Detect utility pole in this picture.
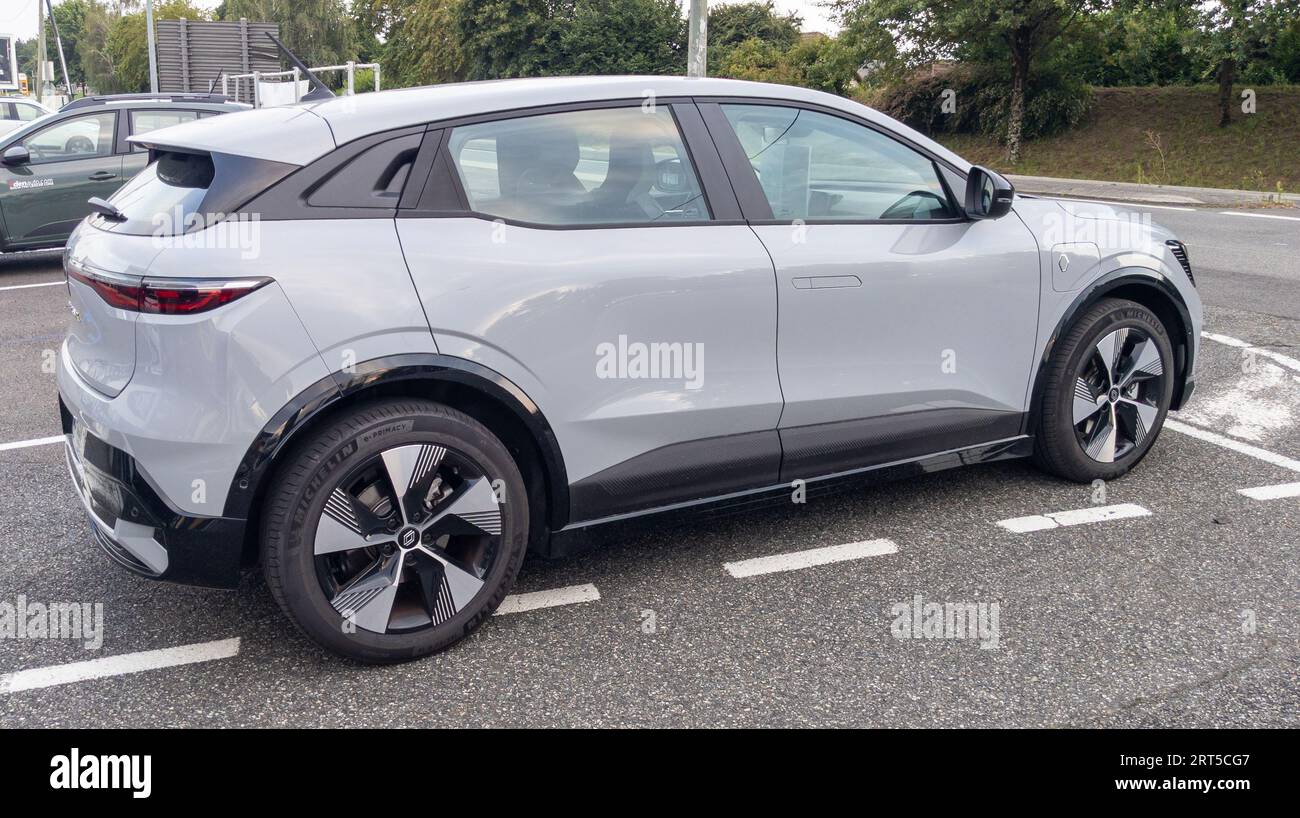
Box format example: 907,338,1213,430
687,0,707,78
35,0,49,103
146,0,159,93
45,0,71,96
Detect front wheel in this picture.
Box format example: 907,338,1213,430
261,399,529,663
1034,298,1175,482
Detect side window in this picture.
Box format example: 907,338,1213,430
720,104,956,221
16,103,44,121
308,133,422,209
1,103,14,121
21,112,116,164
129,109,200,151
446,106,710,226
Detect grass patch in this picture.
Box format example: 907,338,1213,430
934,86,1300,193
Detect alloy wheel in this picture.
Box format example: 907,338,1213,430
313,443,503,634
1072,326,1165,463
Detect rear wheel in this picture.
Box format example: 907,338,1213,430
1034,298,1174,482
262,399,528,663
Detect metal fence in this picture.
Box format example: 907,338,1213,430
155,19,281,94
223,62,381,107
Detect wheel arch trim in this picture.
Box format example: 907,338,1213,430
221,353,571,530
1024,266,1196,435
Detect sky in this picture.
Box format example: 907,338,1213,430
2,0,840,43
765,1,840,34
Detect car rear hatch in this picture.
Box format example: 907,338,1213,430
65,137,306,397
63,229,159,397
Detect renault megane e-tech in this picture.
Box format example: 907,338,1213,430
57,76,1200,661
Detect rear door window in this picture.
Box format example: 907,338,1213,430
129,109,201,151
446,106,710,226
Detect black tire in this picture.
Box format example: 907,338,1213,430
1034,298,1175,482
261,398,529,663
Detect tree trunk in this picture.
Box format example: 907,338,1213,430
1217,57,1236,127
1006,46,1029,164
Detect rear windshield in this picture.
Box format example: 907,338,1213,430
105,151,213,236
100,149,296,237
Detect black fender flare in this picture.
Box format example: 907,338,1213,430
1025,267,1196,435
221,353,571,530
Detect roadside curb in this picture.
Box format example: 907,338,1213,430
1007,174,1299,209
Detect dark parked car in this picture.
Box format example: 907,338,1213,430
0,93,248,252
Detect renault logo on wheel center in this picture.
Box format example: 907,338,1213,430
398,527,419,549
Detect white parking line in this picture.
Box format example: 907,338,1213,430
0,435,63,452
494,583,600,615
0,637,241,695
1165,419,1300,472
724,539,898,578
0,280,63,292
1218,210,1300,222
1237,482,1300,501
1201,331,1300,374
996,503,1151,533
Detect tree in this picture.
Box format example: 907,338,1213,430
709,2,801,56
80,5,148,94
361,0,466,86
549,0,686,75
40,0,96,89
1196,1,1300,126
707,2,802,73
718,33,865,94
15,38,37,89
833,0,1104,161
219,0,357,68
75,0,212,94
452,0,555,80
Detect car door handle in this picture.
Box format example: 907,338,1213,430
791,275,862,290
88,171,117,181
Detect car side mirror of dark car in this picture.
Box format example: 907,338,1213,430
2,145,31,166
965,165,1014,220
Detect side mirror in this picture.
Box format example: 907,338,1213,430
965,165,1014,220
2,145,31,166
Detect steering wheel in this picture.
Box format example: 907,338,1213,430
880,189,948,220
64,135,95,155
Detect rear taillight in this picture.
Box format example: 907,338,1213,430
68,265,144,310
138,278,271,314
67,260,270,314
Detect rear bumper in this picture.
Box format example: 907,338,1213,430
59,396,247,589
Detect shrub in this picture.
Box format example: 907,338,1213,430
871,64,1093,141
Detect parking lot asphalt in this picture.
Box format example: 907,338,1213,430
0,204,1297,728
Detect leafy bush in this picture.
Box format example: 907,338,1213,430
871,64,1092,141
717,34,864,96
